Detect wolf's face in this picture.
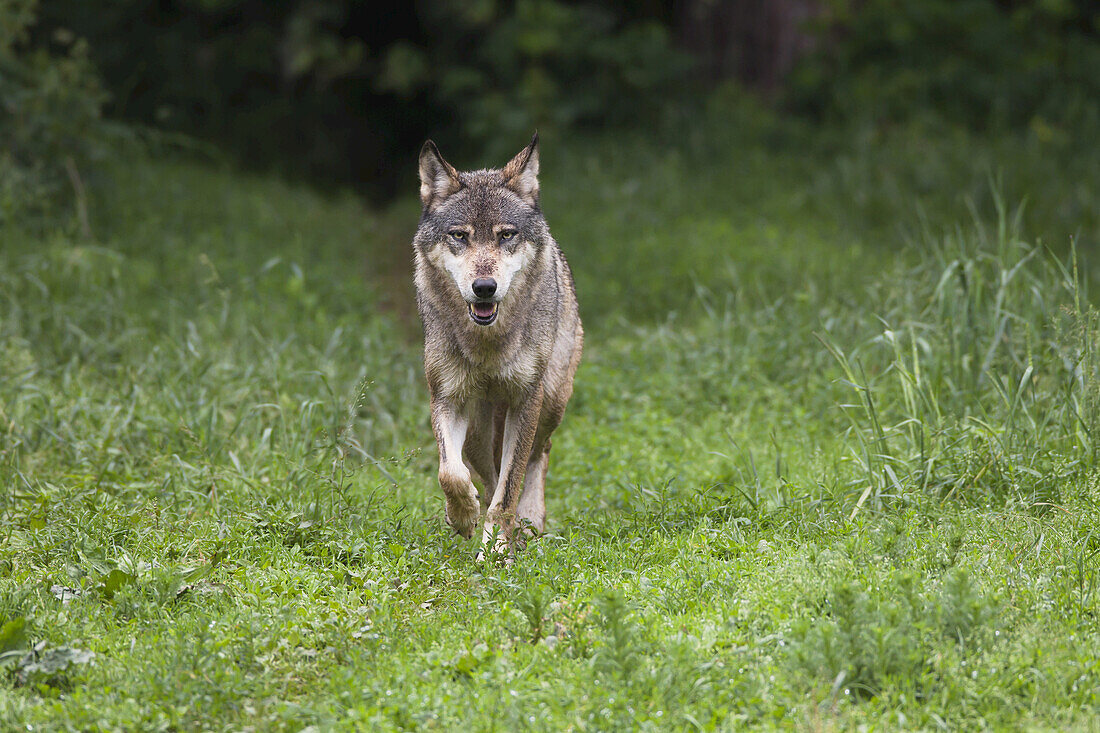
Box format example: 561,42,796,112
415,136,546,327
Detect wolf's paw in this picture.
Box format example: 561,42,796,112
480,517,515,563
445,493,480,539
474,545,514,566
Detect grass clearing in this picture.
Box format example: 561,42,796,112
1,113,1099,729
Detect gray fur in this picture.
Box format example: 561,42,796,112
413,135,583,554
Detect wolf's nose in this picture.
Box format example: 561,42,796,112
472,278,497,299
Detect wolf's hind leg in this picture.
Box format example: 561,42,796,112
516,440,550,537
463,400,498,509
483,387,543,552
431,398,479,539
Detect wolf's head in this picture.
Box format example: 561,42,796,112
413,135,548,327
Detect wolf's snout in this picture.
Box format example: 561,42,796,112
472,278,497,299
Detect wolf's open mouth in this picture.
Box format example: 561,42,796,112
468,301,498,326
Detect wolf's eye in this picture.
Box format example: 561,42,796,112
500,230,517,240
448,230,467,241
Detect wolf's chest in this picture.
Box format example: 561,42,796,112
431,344,541,405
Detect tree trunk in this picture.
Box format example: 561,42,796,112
676,0,820,92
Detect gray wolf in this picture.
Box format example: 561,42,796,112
412,134,583,554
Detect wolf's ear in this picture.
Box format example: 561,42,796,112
419,140,461,210
502,133,539,206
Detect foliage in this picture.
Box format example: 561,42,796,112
378,1,690,161
817,214,1098,514
35,0,688,196
0,0,108,225
28,0,1100,199
789,0,1100,129
788,567,999,699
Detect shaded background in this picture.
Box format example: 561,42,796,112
7,0,1100,203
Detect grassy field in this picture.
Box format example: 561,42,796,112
1,105,1099,730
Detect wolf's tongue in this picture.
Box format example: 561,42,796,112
473,303,496,318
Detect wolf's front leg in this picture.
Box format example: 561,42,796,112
483,386,543,553
431,397,480,539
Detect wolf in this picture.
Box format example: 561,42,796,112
412,134,583,554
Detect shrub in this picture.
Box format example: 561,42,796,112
788,567,999,698
789,0,1100,130
33,0,690,197
0,0,108,226
379,1,692,160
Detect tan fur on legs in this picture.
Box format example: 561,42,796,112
431,398,479,538
516,442,550,537
483,386,543,553
463,399,499,508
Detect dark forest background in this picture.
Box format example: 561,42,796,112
4,0,1100,205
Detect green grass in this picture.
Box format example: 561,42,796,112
1,109,1099,730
